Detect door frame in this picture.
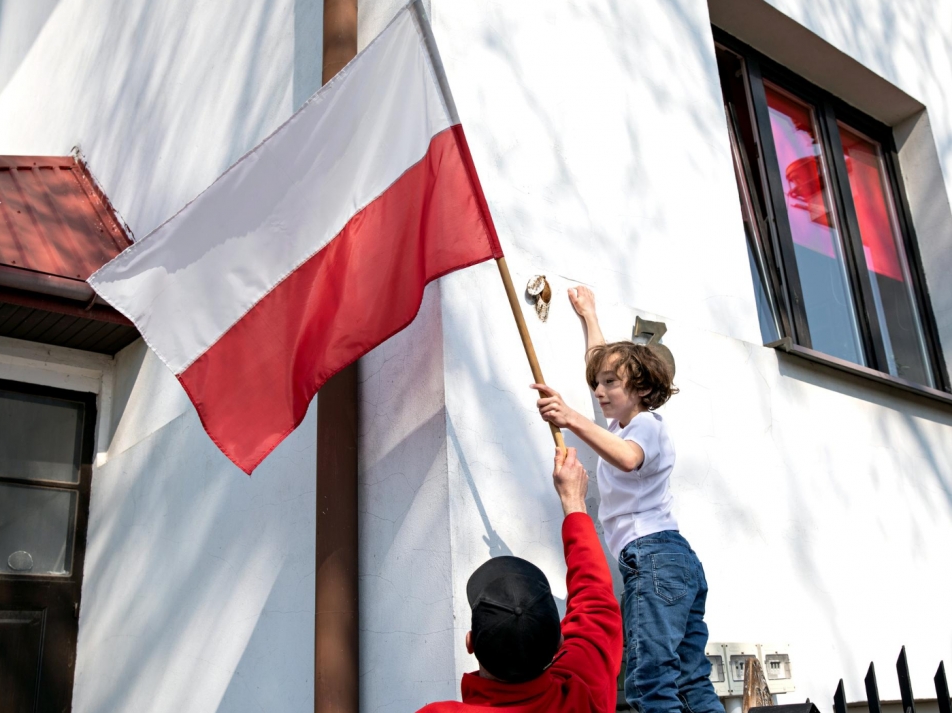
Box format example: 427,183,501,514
0,335,114,711
1,379,97,712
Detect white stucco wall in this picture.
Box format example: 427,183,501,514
357,0,952,710
0,1,325,711
358,283,459,712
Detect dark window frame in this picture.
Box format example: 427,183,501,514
0,381,93,581
714,28,950,395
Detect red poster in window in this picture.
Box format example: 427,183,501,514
838,126,903,281
764,85,838,260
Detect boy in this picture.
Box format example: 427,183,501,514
532,286,723,713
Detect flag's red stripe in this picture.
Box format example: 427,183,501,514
451,125,504,260
177,126,500,474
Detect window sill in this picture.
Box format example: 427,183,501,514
765,337,952,408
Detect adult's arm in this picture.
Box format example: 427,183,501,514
552,514,623,709
549,450,623,710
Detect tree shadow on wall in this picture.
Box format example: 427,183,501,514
447,416,513,559
4,0,324,247
76,400,316,713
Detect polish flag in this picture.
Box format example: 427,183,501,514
89,3,502,474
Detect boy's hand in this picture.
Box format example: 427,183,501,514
532,383,579,430
553,447,588,516
568,286,596,318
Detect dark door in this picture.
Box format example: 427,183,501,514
0,379,95,713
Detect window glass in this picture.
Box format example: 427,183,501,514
0,390,83,483
0,483,77,575
764,82,865,365
838,124,934,386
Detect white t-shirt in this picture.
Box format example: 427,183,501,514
596,411,679,561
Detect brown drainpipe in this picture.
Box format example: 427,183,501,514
316,2,359,713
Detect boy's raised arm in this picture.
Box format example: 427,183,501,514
569,286,605,352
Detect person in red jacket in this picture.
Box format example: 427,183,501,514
416,447,623,712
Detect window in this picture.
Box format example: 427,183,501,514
715,32,948,392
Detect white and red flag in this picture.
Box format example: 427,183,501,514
89,4,503,474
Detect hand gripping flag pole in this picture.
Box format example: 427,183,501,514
409,0,567,453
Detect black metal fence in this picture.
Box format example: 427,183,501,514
833,647,951,713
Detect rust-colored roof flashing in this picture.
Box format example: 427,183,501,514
0,155,138,353
0,155,132,286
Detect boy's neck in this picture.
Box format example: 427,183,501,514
617,401,648,428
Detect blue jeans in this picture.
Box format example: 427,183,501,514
619,531,724,713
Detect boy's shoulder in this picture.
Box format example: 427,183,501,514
617,411,663,433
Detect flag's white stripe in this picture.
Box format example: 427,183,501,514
89,7,450,374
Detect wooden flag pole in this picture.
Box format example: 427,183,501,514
409,1,565,453
495,256,566,452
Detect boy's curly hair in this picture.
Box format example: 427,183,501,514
585,341,678,411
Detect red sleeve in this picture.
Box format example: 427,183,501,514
550,512,623,710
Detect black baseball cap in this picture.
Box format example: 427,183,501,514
466,556,562,683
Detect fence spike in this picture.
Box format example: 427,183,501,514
834,679,848,713
897,646,916,713
935,661,950,713
865,662,882,713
